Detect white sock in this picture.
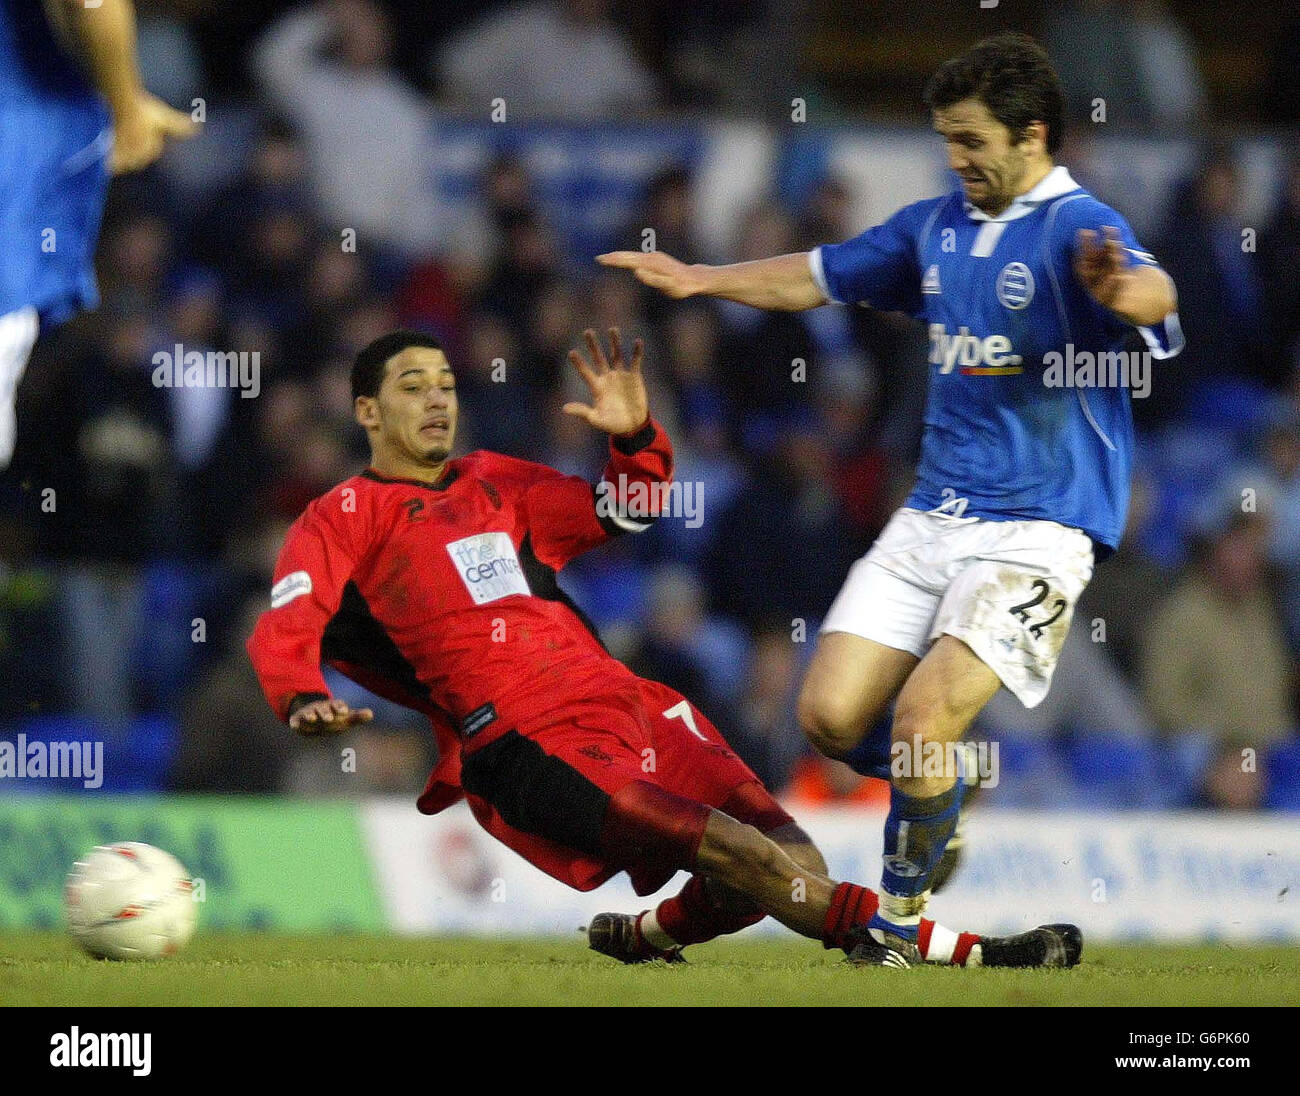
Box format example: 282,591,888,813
919,920,983,967
639,909,678,951
922,921,959,961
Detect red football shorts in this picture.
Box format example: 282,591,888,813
457,676,793,893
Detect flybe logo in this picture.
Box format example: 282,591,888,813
928,324,1024,376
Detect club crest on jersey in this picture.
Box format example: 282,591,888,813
404,498,426,522
922,264,942,294
447,532,530,605
996,262,1035,310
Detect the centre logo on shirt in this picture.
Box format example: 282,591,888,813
996,262,1035,310
446,532,530,604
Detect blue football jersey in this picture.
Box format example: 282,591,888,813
810,167,1182,556
0,0,111,325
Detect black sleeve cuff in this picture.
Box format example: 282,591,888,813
612,418,656,456
287,692,331,719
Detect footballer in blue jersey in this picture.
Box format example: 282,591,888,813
0,0,194,466
812,165,1182,556
601,33,1179,968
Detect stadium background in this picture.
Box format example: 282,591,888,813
1,0,1298,943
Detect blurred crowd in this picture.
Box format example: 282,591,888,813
1,0,1299,810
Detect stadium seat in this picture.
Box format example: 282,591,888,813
1181,377,1283,450
12,713,178,794
560,558,650,629
8,715,106,795
137,562,204,710
1264,740,1300,811
1059,731,1164,809
117,715,180,793
1157,731,1217,808
13,713,101,741
979,731,1073,809
1138,424,1240,567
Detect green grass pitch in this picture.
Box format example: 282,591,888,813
1,932,1297,1006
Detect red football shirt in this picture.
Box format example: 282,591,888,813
246,420,674,801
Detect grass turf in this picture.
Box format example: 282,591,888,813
2,932,1298,1006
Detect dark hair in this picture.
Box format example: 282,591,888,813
351,330,444,400
924,33,1065,155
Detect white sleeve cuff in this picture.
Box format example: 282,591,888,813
1138,311,1185,360
808,247,839,304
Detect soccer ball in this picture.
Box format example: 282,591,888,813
65,842,198,960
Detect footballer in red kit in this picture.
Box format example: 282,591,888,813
247,326,1080,970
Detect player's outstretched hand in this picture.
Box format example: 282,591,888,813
110,91,199,175
564,327,649,436
1074,226,1133,312
596,250,708,299
288,698,374,736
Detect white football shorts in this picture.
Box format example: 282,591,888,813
821,504,1096,707
0,305,40,468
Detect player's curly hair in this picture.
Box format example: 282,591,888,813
924,32,1065,155
351,330,445,400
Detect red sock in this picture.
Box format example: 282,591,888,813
917,918,935,957
821,882,880,951
917,918,983,966
950,931,981,966
654,876,765,947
